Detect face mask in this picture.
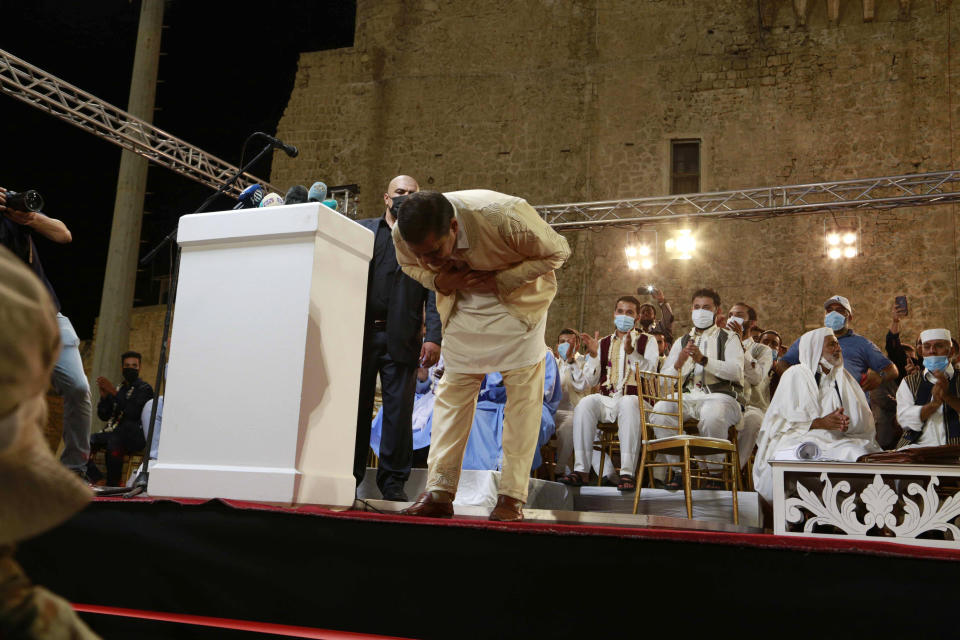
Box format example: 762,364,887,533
770,347,779,361
122,367,139,384
614,314,635,333
727,316,745,327
389,194,409,218
824,311,846,331
557,342,570,360
818,357,834,372
924,355,950,372
691,309,715,329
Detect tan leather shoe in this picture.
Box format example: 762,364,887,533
488,494,524,522
400,491,454,518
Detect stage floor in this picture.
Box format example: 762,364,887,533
358,467,761,531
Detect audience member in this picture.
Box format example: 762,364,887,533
727,302,771,467
895,329,960,448
562,296,659,490
886,302,918,384
637,286,674,342
753,327,880,502
776,295,897,393
552,329,591,477
88,351,153,486
758,329,783,399
648,288,745,472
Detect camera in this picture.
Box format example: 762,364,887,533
4,190,44,213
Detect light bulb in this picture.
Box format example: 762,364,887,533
828,247,842,260
627,260,640,270
625,245,637,257
842,232,856,245
843,246,857,258
638,244,650,256
826,233,840,246
665,239,674,250
640,258,653,270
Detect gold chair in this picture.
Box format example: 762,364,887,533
594,422,620,486
632,371,740,523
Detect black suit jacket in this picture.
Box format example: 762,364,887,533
357,217,442,365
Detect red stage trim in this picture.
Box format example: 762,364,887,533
93,495,960,562
72,603,413,639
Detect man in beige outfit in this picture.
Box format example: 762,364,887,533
393,189,570,521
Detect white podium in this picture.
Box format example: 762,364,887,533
148,203,373,507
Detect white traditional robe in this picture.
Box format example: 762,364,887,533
753,327,880,501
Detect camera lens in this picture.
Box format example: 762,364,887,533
6,190,44,212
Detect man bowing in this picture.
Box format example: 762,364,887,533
393,189,570,521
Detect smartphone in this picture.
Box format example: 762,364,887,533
895,295,908,316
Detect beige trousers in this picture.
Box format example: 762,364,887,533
426,358,545,502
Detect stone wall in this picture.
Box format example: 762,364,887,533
271,0,960,350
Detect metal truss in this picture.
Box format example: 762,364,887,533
0,47,278,197
535,171,960,230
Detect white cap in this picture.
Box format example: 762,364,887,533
920,328,952,344
824,295,852,315
259,192,284,207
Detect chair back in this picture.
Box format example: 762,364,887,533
638,371,684,438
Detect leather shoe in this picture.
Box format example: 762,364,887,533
400,491,454,518
488,494,523,522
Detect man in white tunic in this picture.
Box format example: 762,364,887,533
392,190,570,521
726,302,773,467
753,327,880,502
563,295,659,490
553,328,591,477
895,329,960,449
648,289,744,463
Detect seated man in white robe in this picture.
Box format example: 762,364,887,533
562,295,659,491
648,288,744,478
726,302,773,468
895,328,960,448
552,329,590,477
753,327,880,502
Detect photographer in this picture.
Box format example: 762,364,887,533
0,186,92,480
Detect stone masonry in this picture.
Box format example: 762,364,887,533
270,0,960,350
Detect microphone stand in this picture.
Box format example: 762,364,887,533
119,140,276,498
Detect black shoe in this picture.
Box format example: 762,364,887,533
381,488,409,502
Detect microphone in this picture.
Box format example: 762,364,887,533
259,192,285,207
233,184,264,209
254,132,298,158
284,185,309,205
308,181,327,202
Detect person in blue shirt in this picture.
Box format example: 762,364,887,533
461,349,561,475
775,295,897,393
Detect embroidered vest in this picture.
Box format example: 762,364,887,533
897,370,960,447
679,328,744,401
598,331,649,397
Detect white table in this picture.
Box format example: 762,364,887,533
772,461,960,548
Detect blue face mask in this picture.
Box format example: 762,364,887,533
924,355,950,372
614,314,635,333
770,348,779,361
557,342,570,360
824,311,846,332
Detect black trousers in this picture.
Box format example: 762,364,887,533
88,425,146,486
353,329,418,493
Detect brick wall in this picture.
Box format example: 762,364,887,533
270,0,959,351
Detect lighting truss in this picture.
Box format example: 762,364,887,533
0,47,278,198
535,170,960,230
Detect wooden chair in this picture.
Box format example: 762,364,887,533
632,371,740,523
594,422,620,486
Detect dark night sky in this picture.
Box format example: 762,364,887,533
0,0,356,338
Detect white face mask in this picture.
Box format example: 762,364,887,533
691,308,715,329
